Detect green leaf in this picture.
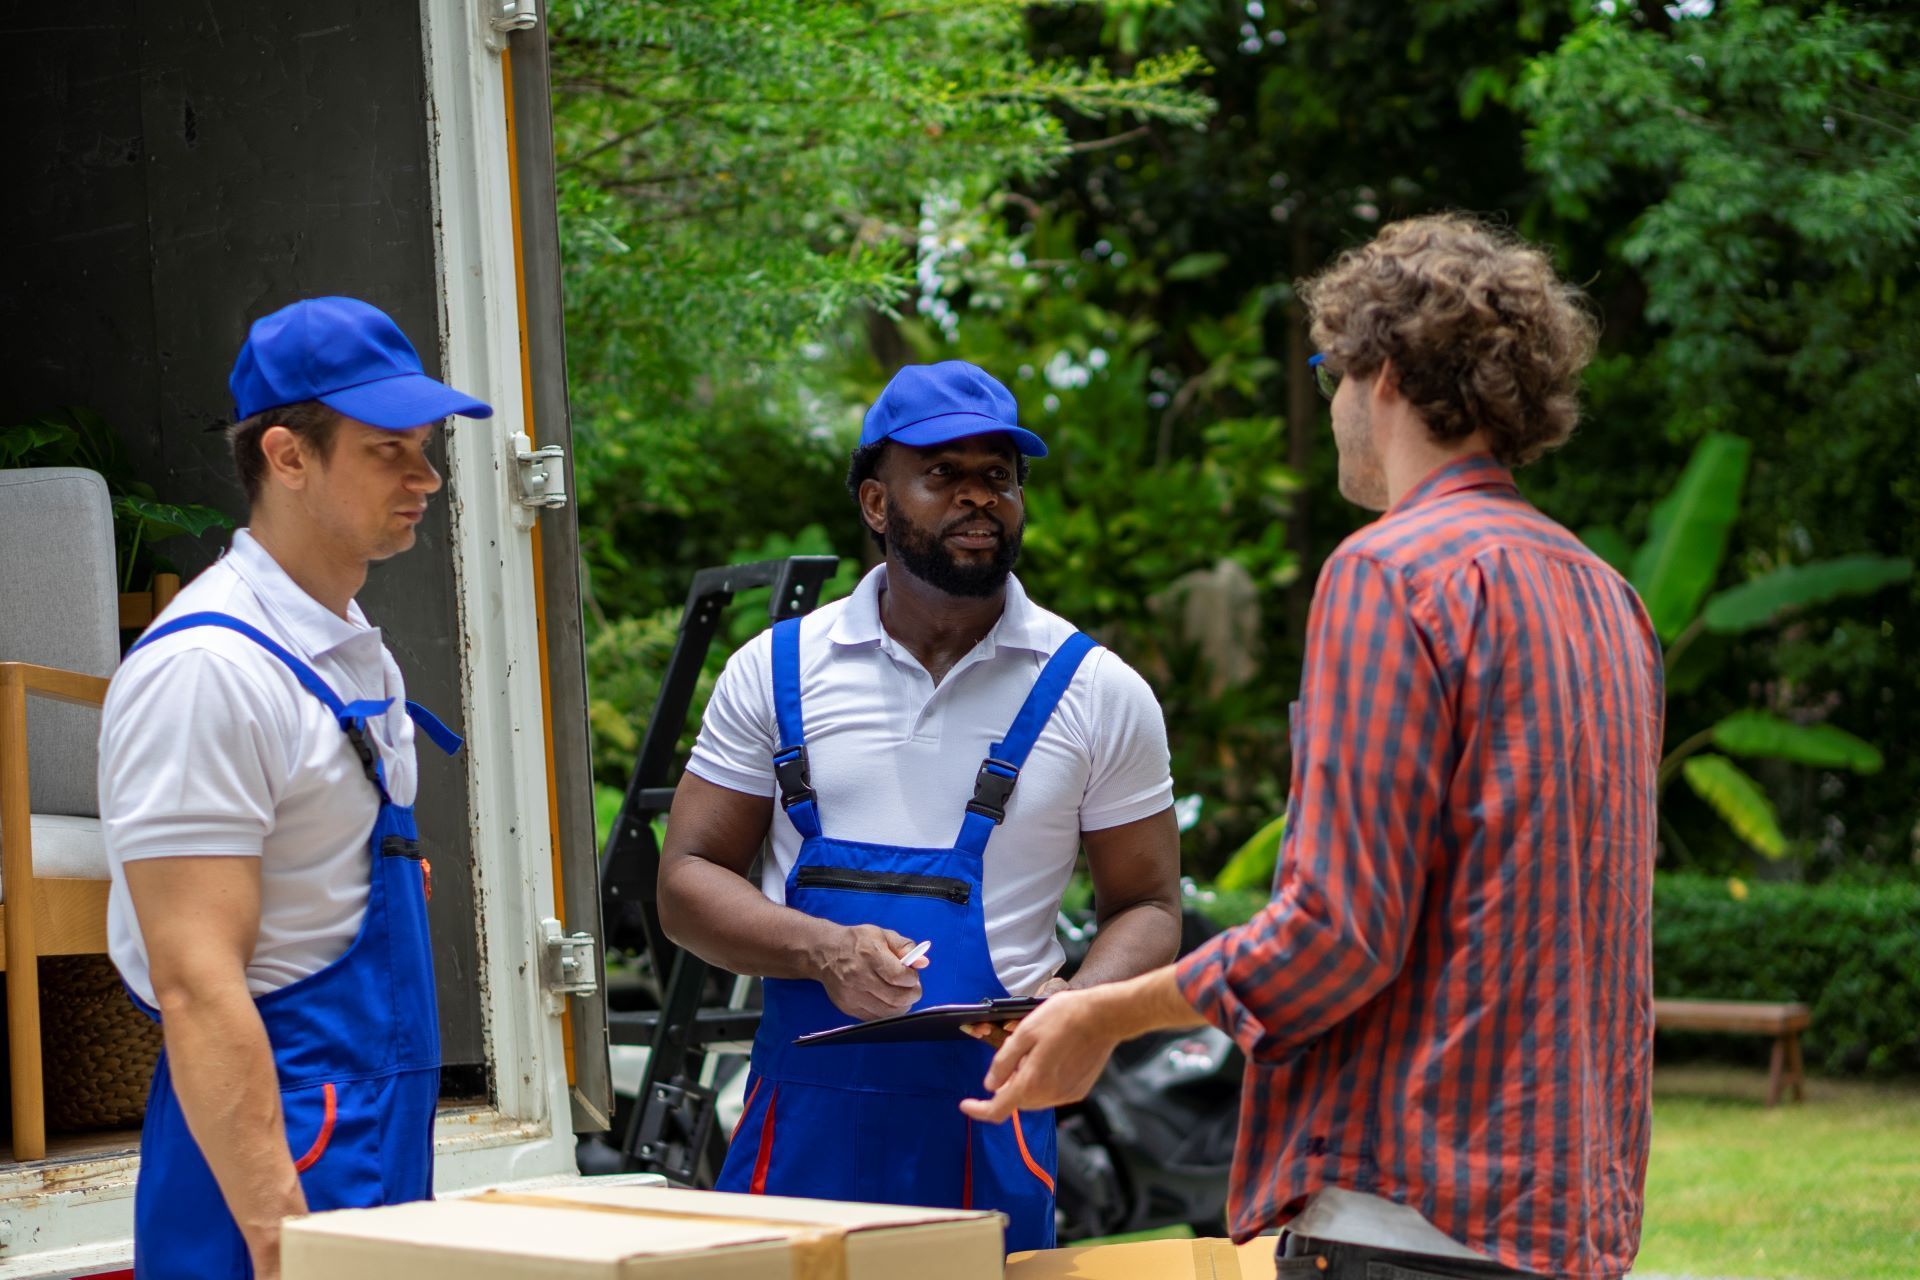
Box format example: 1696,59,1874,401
113,495,235,542
1214,812,1286,892
1164,251,1229,281
1630,432,1750,642
1710,711,1884,775
0,420,76,467
1702,555,1914,634
1579,524,1634,576
1681,754,1787,860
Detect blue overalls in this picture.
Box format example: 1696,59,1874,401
716,617,1097,1254
123,612,462,1280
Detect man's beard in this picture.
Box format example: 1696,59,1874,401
885,498,1024,598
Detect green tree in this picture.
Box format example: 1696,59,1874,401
550,0,1211,623
1519,0,1920,871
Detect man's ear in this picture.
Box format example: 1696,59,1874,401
858,477,889,542
258,424,312,492
1371,357,1404,409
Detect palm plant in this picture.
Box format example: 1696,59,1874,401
1583,433,1911,862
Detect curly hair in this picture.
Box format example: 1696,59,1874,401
1299,213,1598,467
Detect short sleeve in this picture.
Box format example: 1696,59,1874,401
683,634,779,798
100,648,292,862
1079,650,1174,832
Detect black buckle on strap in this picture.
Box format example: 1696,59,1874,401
967,758,1020,823
342,721,383,790
773,745,814,812
381,834,422,860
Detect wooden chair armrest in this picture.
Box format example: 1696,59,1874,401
0,662,111,709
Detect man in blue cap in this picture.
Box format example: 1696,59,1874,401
99,297,491,1279
658,360,1181,1250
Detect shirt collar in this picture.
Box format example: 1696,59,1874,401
1390,452,1517,515
223,528,375,660
829,564,1052,656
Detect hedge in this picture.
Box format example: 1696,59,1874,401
1653,873,1920,1077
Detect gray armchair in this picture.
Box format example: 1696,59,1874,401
0,467,120,1161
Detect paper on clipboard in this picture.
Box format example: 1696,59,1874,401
792,996,1048,1046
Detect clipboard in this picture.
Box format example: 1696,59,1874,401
792,996,1048,1047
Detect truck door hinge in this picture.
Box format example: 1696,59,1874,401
485,0,540,51
541,917,598,1014
510,430,568,528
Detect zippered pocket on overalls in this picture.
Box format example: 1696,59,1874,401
793,866,971,904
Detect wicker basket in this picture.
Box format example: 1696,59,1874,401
38,954,162,1131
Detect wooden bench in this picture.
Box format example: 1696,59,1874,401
1653,998,1811,1106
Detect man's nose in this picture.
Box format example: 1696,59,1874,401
955,472,997,507
412,457,444,495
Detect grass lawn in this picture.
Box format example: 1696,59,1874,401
1634,1065,1920,1280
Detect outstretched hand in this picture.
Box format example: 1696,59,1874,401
958,986,1121,1124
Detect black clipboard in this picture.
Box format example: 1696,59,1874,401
792,996,1048,1047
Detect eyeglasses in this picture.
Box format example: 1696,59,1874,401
1308,353,1339,401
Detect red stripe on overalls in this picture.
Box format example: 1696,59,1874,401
1012,1112,1054,1194
749,1086,780,1194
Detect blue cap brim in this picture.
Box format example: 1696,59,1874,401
318,373,494,429
886,413,1048,458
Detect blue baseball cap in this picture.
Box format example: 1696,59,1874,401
230,297,494,428
861,361,1047,458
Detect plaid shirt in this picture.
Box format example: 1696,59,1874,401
1177,454,1663,1279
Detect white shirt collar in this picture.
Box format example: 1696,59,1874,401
829,564,1051,657
223,528,377,661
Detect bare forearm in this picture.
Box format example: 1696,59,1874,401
159,985,305,1254
1084,964,1206,1039
659,854,841,979
1068,899,1181,990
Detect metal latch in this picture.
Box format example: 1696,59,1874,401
510,430,568,527
541,917,598,1014
486,0,539,50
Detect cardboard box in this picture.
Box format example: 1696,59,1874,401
283,1182,1005,1279
1006,1236,1285,1280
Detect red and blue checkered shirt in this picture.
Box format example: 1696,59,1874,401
1177,454,1664,1279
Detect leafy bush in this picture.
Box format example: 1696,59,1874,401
1654,874,1920,1077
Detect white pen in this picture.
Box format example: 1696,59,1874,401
898,939,932,968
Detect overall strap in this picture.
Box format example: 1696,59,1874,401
955,632,1099,856
406,700,464,756
129,611,409,800
768,617,821,838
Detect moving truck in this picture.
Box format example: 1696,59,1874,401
1,2,614,1272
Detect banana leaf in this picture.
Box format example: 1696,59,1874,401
1630,432,1750,642
1215,812,1287,892
1710,711,1883,774
1681,753,1786,860
1702,555,1914,634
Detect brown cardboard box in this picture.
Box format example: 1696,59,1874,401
1005,1237,1286,1279
282,1182,1005,1279
1005,1238,1253,1279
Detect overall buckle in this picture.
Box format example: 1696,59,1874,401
773,745,814,811
967,758,1020,822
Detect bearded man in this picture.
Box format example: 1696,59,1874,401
657,360,1180,1252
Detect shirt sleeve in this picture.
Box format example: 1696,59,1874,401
1079,650,1175,832
1175,550,1455,1063
683,633,778,798
99,647,293,862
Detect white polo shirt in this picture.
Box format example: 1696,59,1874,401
100,530,419,1007
686,565,1173,996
